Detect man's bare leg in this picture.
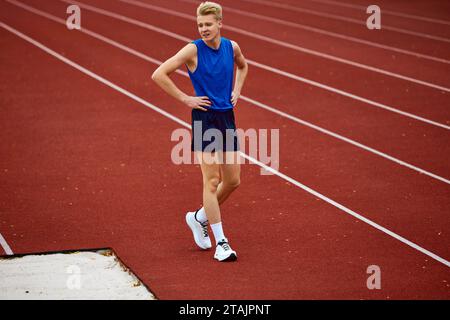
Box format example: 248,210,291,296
197,152,222,225
193,152,238,261
196,152,240,221
216,152,241,205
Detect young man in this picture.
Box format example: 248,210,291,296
152,2,248,262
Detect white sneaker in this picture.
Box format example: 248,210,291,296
214,238,237,262
185,211,212,250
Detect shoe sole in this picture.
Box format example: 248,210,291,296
214,252,237,262
186,213,211,250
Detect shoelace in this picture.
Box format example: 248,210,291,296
220,242,231,251
200,221,209,238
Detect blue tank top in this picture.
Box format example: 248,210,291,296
187,37,234,111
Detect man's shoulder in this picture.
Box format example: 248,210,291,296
176,42,197,60
186,42,198,49
228,39,239,49
185,39,204,52
181,40,201,51
228,40,241,55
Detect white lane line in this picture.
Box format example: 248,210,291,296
2,21,449,268
10,0,450,186
178,0,450,65
57,0,450,130
308,0,450,26
240,95,450,185
241,0,450,43
248,59,450,131
123,0,450,92
0,232,13,255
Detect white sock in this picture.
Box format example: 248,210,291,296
195,207,208,223
210,222,226,245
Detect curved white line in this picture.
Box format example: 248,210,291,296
0,232,13,255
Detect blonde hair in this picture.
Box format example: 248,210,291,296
197,1,223,21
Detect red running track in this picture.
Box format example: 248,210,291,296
0,0,449,299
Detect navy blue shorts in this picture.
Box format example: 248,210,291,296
191,108,240,152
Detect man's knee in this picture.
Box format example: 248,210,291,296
224,177,240,190
204,176,221,193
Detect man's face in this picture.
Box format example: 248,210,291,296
197,14,222,41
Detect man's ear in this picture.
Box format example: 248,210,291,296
218,20,223,28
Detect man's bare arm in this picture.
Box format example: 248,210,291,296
152,44,211,111
231,41,248,107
